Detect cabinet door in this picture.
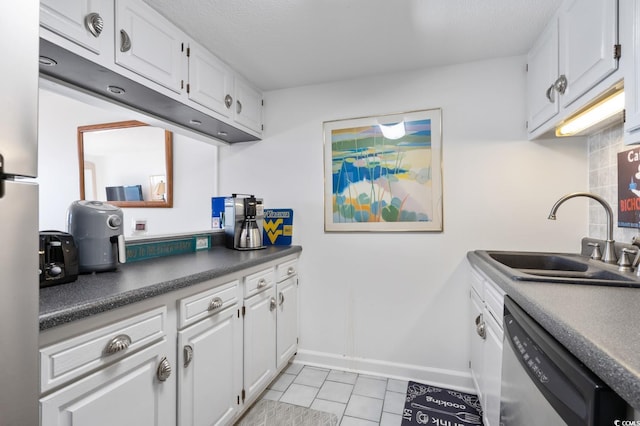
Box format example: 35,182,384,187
625,0,640,143
178,305,242,426
482,309,503,426
276,276,298,370
188,44,234,118
115,0,184,93
40,340,174,426
469,288,484,399
559,0,619,108
40,0,107,55
234,77,263,134
527,17,560,133
244,288,277,403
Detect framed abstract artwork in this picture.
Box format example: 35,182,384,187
323,108,443,232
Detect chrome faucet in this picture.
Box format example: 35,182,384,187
547,192,617,264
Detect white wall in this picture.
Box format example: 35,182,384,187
219,55,589,389
37,87,219,237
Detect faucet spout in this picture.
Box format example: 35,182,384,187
548,192,617,264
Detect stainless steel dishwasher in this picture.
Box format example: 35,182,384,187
499,296,626,425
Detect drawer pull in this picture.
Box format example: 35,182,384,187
287,266,296,276
104,334,132,355
208,296,224,311
257,278,267,289
279,292,285,306
475,314,486,340
157,357,172,381
120,29,131,52
183,345,193,368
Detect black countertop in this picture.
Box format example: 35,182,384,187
467,250,640,411
40,245,302,331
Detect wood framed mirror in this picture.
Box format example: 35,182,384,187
78,120,173,208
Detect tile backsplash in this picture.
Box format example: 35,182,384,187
588,123,640,243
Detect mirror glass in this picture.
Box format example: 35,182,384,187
78,120,173,208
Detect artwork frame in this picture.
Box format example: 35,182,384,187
323,108,443,232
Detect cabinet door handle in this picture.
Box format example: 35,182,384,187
120,29,132,52
104,334,132,355
208,296,224,311
287,266,296,276
236,100,242,114
183,345,193,368
270,297,277,312
85,13,104,38
279,291,285,306
224,94,233,109
475,314,486,340
157,357,172,381
257,278,267,289
554,74,567,95
545,84,555,103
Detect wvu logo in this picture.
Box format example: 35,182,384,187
264,219,292,244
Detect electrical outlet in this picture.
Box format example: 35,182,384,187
195,236,209,250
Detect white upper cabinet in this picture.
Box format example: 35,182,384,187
558,0,619,108
527,0,620,138
527,18,560,133
625,1,640,144
115,0,185,94
234,77,264,134
187,42,234,118
40,0,111,57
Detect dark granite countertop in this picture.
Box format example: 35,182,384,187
40,245,302,331
467,250,640,411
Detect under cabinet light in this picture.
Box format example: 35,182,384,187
556,88,625,137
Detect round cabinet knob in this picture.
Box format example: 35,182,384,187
270,297,277,312
157,357,172,381
85,12,104,38
475,314,486,340
287,267,295,276
257,278,267,289
224,94,233,109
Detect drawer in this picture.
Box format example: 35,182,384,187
484,279,505,327
40,306,166,393
469,266,485,301
244,267,275,298
276,258,298,282
178,279,239,329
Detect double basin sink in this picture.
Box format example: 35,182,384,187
478,250,640,288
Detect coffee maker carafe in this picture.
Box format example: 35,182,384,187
67,200,126,273
224,194,265,250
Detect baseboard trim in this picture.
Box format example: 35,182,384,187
292,349,475,394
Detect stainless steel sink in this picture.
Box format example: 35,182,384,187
479,250,640,287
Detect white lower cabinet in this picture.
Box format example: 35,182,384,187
276,275,298,370
39,254,300,426
468,264,504,426
243,283,277,404
178,305,242,426
40,338,174,426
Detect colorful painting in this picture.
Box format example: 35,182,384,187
323,109,443,232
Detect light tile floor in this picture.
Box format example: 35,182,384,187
260,363,406,426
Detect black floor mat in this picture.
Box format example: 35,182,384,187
401,381,483,425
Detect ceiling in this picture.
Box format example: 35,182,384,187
143,0,563,91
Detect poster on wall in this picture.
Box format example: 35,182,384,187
323,108,443,232
617,147,640,228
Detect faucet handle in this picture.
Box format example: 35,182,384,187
618,248,637,272
587,242,602,260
